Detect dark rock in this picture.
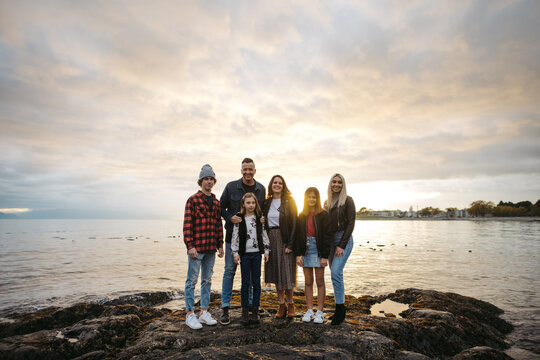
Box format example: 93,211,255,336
0,289,515,360
395,350,432,359
103,292,175,307
321,329,398,359
451,346,513,359
71,350,107,360
173,343,352,359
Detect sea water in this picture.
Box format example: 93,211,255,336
0,219,538,357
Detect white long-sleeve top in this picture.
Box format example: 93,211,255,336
231,215,270,257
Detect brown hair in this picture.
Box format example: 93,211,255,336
240,192,262,216
301,187,323,216
267,174,292,199
197,177,216,186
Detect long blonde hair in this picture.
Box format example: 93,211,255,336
326,173,348,209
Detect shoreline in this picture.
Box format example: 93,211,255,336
356,216,540,221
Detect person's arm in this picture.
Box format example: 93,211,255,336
338,197,356,248
220,184,233,223
285,198,297,250
183,197,198,259
292,215,303,256
262,223,270,263
320,211,332,259
183,197,194,250
231,223,240,258
262,228,270,255
260,199,269,230
216,200,224,257
260,184,267,204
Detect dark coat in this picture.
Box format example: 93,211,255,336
220,179,266,243
294,210,332,259
327,196,356,248
262,196,297,250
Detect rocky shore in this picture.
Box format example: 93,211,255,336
0,288,515,359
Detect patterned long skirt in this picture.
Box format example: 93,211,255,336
264,228,296,290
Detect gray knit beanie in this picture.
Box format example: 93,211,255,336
199,164,216,180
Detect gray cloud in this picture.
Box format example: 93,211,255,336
1,0,539,217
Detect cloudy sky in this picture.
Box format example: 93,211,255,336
1,0,539,218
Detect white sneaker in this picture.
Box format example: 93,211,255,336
302,309,314,323
186,313,202,329
313,310,325,324
198,311,217,326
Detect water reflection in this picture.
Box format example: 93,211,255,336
0,219,538,356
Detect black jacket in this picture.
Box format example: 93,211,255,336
236,213,265,256
220,179,266,243
327,196,356,248
262,196,297,250
294,210,332,259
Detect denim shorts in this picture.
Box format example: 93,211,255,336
302,236,321,267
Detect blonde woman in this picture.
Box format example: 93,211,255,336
325,173,355,325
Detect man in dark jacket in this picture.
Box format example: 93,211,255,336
219,158,266,324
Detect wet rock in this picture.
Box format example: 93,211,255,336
451,346,513,359
0,329,65,360
103,292,174,307
0,289,515,359
321,329,398,359
404,308,457,324
0,303,105,339
395,350,432,360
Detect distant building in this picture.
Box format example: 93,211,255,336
445,209,468,218
406,210,417,218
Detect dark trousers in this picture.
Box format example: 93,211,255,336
240,252,262,308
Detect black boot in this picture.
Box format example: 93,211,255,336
241,307,250,326
249,307,260,324
331,304,346,325
220,307,230,325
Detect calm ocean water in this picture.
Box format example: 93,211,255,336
0,219,538,358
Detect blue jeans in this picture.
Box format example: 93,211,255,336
185,252,215,312
221,242,252,307
240,252,262,308
328,231,353,304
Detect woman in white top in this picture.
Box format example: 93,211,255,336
262,175,298,318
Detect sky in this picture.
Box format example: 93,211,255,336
1,0,539,219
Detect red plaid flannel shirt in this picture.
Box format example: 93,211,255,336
183,190,223,253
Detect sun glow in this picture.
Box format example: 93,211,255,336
348,182,440,211
0,208,32,213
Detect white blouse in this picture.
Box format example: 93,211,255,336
267,199,281,227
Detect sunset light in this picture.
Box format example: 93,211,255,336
0,1,538,218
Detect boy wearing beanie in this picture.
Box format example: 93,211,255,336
183,164,224,329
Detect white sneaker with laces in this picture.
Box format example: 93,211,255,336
186,313,202,329
198,311,218,326
313,310,325,324
302,309,314,323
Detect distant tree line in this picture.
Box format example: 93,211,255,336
468,199,540,217
419,207,442,217
355,199,540,218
